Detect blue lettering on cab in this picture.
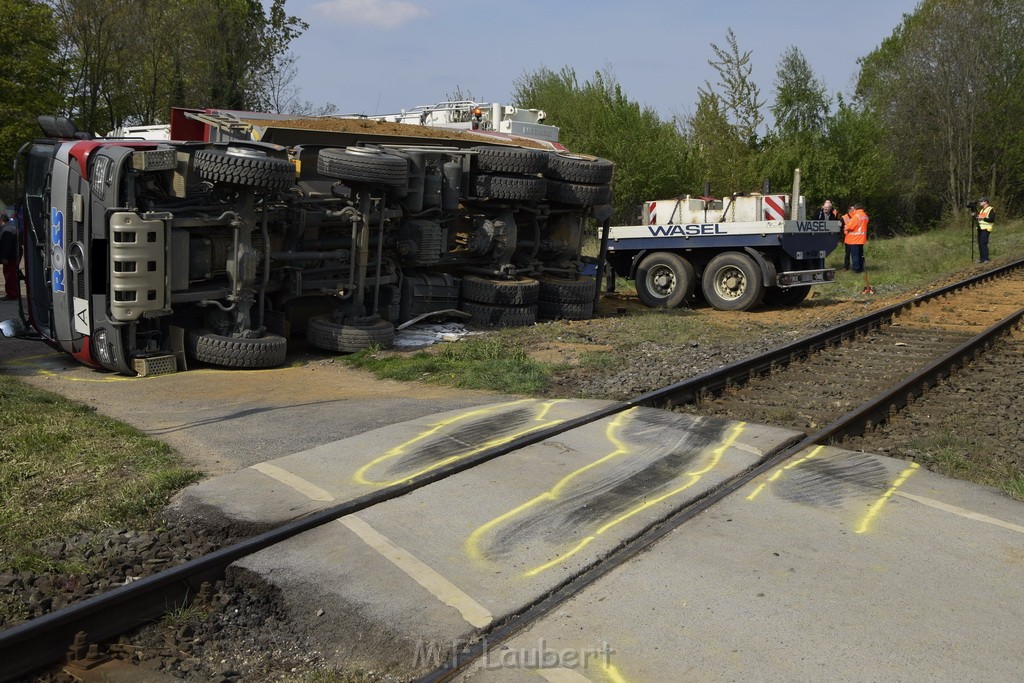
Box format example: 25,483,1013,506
51,207,66,293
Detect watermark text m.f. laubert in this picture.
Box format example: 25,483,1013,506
414,637,615,670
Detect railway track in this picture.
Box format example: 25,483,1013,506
3,260,1024,682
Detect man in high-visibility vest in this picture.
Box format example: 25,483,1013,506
975,197,994,263
843,203,869,273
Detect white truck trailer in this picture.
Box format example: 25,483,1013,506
604,192,841,311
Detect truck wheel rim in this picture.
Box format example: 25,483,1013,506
714,266,746,299
648,265,676,297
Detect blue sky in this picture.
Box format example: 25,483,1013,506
285,0,920,124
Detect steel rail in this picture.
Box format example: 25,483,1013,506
2,258,1022,681
420,302,1024,682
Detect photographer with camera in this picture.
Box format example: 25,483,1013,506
972,197,995,263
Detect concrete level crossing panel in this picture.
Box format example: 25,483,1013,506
460,446,1024,682
216,403,800,676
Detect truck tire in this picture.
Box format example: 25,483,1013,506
537,299,593,321
461,275,540,305
317,147,408,187
306,316,395,352
460,301,537,327
471,174,546,202
546,180,612,206
702,252,766,311
472,146,548,174
186,329,288,368
636,252,695,308
538,275,597,304
545,153,614,184
764,285,811,307
193,150,294,191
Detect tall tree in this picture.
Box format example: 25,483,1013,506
858,0,1024,212
771,46,829,140
0,0,63,189
699,28,765,145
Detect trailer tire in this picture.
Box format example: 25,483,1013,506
317,147,408,187
546,180,612,206
186,329,288,368
537,275,597,304
537,299,593,321
471,174,547,202
461,275,539,305
764,285,811,307
702,252,766,311
546,153,614,184
472,146,548,174
460,301,537,327
193,150,294,191
306,316,395,353
636,252,695,308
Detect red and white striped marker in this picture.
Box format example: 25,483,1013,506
763,195,787,221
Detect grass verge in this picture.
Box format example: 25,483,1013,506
0,374,201,572
345,336,550,394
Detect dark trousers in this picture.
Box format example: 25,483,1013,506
2,259,17,298
978,228,990,262
843,244,851,269
850,244,864,273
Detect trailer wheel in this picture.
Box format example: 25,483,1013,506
306,316,395,353
472,146,549,174
186,329,288,368
764,285,811,307
461,275,540,305
193,150,294,191
636,252,695,308
537,275,597,304
546,153,614,184
471,174,547,202
537,299,593,321
702,252,766,311
317,147,408,187
460,301,537,327
546,180,612,206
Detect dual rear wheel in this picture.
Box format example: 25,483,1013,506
636,251,799,312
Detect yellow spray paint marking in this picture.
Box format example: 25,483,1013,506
520,421,746,577
855,462,920,534
465,408,639,562
746,445,826,502
597,661,628,683
352,399,565,487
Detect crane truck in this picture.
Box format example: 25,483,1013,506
11,107,612,375
604,188,841,311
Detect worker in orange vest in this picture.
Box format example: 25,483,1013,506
843,203,869,273
974,197,994,263
839,205,854,270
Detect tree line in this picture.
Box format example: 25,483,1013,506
3,0,1021,232
1,0,320,195
514,0,1024,231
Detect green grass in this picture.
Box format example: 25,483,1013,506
907,426,1024,502
345,337,550,394
0,375,201,572
816,216,1024,300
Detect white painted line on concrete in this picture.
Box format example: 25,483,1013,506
250,462,336,502
339,515,493,628
537,669,595,683
896,491,1024,535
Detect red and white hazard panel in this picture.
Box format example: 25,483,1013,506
763,195,787,221
647,201,658,224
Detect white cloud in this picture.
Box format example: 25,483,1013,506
313,0,429,28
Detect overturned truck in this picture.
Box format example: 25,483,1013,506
15,109,613,374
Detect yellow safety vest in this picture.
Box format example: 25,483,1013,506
978,206,994,231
